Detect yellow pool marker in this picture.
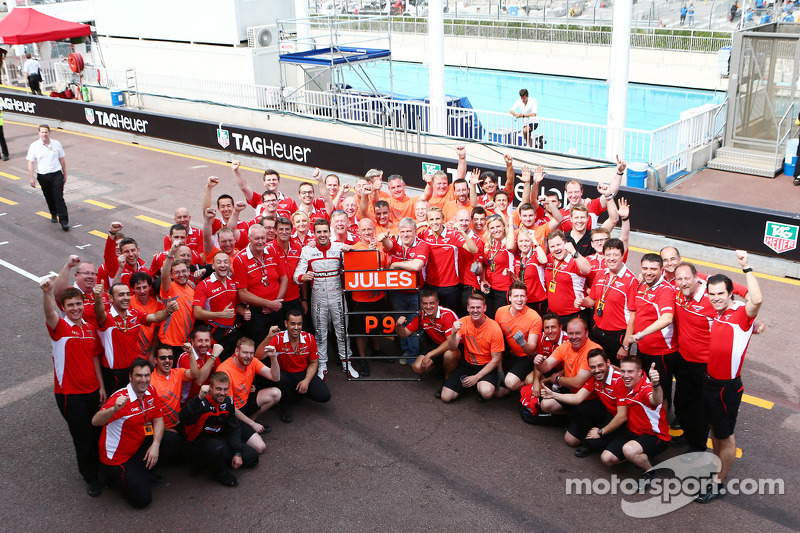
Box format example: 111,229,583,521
35,211,51,219
0,196,18,205
136,214,172,227
84,199,115,210
89,230,108,239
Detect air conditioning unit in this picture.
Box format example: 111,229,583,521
247,25,279,49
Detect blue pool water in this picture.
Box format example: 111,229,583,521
345,62,726,130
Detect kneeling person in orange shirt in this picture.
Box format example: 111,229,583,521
441,293,505,403
532,317,598,414
494,282,543,397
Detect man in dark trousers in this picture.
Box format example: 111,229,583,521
27,124,69,230
180,372,259,487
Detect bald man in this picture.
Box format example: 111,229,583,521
163,207,205,262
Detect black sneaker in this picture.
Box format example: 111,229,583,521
574,446,593,458
280,407,293,423
2,155,8,161
148,472,164,486
695,481,726,503
434,387,442,399
218,469,239,487
51,216,58,223
794,177,800,186
86,479,102,497
670,435,689,448
358,359,371,377
639,470,659,491
61,223,70,231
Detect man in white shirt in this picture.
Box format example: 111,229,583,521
27,124,69,230
510,88,538,148
23,52,42,95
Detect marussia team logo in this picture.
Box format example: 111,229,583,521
763,221,798,254
217,127,230,149
84,108,95,124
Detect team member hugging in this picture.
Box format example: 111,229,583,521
180,372,260,487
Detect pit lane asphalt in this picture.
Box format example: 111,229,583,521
0,121,796,531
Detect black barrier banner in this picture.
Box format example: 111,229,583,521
4,91,799,262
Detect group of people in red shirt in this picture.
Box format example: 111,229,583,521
41,145,763,507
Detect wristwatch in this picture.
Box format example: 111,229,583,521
598,428,604,437
572,251,579,258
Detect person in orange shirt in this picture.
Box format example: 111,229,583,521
159,240,196,362
216,337,280,453
150,344,199,462
429,145,468,209
129,272,172,361
441,293,505,403
384,174,433,222
203,210,241,260
533,317,599,414
494,282,543,397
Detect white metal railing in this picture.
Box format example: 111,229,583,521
52,66,724,177
308,15,733,52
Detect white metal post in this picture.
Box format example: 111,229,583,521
605,0,633,162
429,0,447,137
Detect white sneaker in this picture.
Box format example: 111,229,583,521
398,351,409,365
317,363,328,381
342,361,360,379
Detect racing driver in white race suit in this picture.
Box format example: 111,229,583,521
294,218,359,380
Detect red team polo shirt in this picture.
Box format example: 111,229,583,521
97,307,147,369
178,348,219,403
544,254,586,316
405,306,458,345
582,367,626,414
269,330,319,373
630,278,676,355
99,384,166,465
98,235,148,288
673,279,715,364
193,273,239,329
458,233,484,290
419,227,466,288
267,239,303,302
248,190,298,220
618,372,670,441
559,197,605,232
484,241,514,293
212,218,251,252
514,250,547,303
162,226,204,256
706,302,755,381
589,265,638,332
387,238,431,293
233,246,286,301
538,330,568,358
47,318,101,395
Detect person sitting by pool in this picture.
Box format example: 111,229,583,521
510,88,538,148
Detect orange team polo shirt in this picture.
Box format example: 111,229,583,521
150,367,192,428
458,315,505,366
429,184,455,209
388,194,420,222
494,305,543,358
550,339,601,392
217,357,266,409
159,282,195,346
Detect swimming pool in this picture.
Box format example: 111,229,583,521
345,62,726,130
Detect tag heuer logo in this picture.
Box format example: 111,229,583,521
217,128,230,149
84,108,95,124
764,221,798,254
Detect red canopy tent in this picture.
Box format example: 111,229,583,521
0,8,91,45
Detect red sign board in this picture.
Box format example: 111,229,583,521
343,270,419,291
